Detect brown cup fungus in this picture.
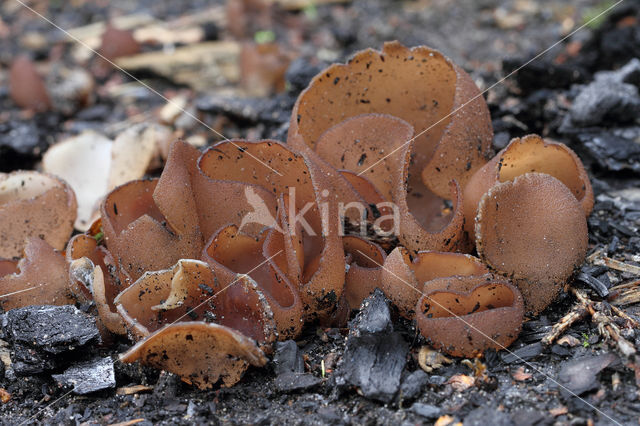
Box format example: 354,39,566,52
416,277,524,357
288,41,493,200
99,24,141,63
463,134,593,240
0,171,77,259
475,173,589,314
114,259,275,388
66,234,128,334
342,235,387,309
0,238,76,311
380,248,489,318
120,322,268,389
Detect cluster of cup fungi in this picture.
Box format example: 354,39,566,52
0,42,592,388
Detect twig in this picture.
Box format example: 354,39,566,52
594,257,640,276
610,304,640,328
541,302,588,346
572,288,636,357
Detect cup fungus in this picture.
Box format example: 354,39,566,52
119,322,268,388
416,276,524,357
99,24,141,63
0,42,596,386
475,173,589,314
0,171,77,258
203,224,303,339
309,112,466,254
114,259,275,388
288,41,493,200
463,134,593,240
342,235,387,309
380,248,489,317
66,233,127,334
0,238,76,311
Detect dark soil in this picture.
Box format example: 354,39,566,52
1,0,640,425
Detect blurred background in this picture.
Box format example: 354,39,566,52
1,0,636,175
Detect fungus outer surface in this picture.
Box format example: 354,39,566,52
476,173,588,314
0,171,77,258
119,321,267,389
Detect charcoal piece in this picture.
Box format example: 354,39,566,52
400,370,429,400
258,93,297,124
195,93,295,125
557,352,617,398
52,357,115,394
2,305,100,354
274,372,322,393
0,119,50,172
502,59,588,93
428,375,447,386
196,96,262,121
551,344,571,357
579,129,640,172
569,80,640,127
464,406,514,426
409,403,441,419
493,131,512,150
273,340,304,375
500,343,543,363
0,120,44,155
576,272,609,298
334,289,408,403
595,58,640,87
608,235,620,253
578,5,640,72
610,222,635,237
352,289,393,335
153,370,180,399
285,58,325,93
10,343,57,375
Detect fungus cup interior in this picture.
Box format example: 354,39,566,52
380,247,488,317
289,41,492,200
0,259,19,277
114,259,276,347
497,135,592,210
203,224,303,339
310,112,466,253
342,235,387,308
416,278,524,357
197,140,345,318
420,282,516,318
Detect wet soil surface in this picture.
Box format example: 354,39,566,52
2,0,640,424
